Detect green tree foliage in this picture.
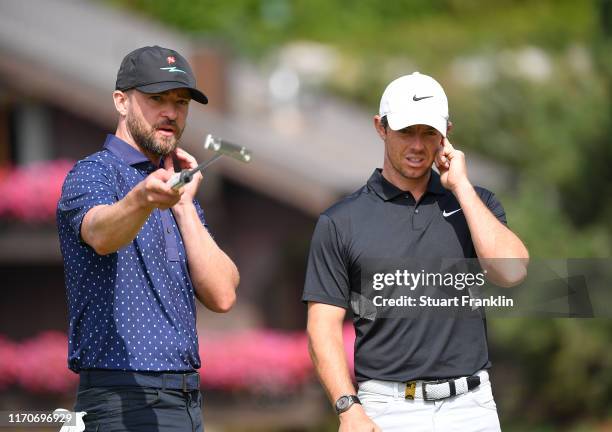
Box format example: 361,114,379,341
110,0,594,57
490,318,612,429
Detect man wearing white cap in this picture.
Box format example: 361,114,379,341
303,72,529,431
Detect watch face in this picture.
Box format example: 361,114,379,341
337,396,350,410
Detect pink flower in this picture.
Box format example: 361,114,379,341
0,324,356,395
13,331,77,393
0,159,74,223
198,329,312,394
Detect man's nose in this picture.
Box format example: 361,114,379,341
408,135,425,150
161,103,178,120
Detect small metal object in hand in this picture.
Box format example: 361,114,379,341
166,134,252,190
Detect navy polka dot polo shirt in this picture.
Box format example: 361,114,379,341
57,135,205,372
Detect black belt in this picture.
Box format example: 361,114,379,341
79,370,200,392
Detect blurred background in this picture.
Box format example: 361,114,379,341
0,0,611,430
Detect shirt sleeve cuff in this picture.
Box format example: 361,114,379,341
302,292,349,309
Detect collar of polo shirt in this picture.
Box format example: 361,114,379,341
368,169,446,201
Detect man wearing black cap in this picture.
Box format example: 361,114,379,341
303,73,529,431
57,46,239,431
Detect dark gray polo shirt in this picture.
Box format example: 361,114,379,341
302,168,507,382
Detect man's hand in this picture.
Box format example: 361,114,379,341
339,405,382,432
134,168,184,210
164,148,203,205
435,138,471,194
81,167,182,255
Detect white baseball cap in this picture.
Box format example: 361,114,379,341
379,72,449,136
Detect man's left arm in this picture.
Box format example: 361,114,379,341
168,148,240,312
437,138,529,287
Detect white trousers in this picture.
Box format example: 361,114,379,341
358,370,501,432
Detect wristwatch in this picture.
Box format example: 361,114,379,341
334,395,361,414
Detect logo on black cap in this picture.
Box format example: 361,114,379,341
160,66,186,74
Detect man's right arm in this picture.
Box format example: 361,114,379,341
307,302,381,432
81,169,181,255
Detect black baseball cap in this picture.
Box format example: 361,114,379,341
115,45,208,104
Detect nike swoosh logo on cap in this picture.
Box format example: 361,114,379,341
442,208,462,217
413,95,433,101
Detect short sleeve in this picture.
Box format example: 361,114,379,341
476,187,507,225
302,214,351,308
192,199,209,230
57,160,117,240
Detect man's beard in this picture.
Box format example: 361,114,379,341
127,112,183,157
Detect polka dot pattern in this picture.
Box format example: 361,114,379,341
56,135,205,372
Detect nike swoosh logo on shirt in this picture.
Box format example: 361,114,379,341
442,208,462,217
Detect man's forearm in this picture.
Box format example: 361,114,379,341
454,181,528,258
307,311,379,430
454,181,529,286
81,188,152,255
172,202,239,312
307,318,356,404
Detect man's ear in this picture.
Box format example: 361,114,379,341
373,115,387,140
113,90,129,116
447,119,453,135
